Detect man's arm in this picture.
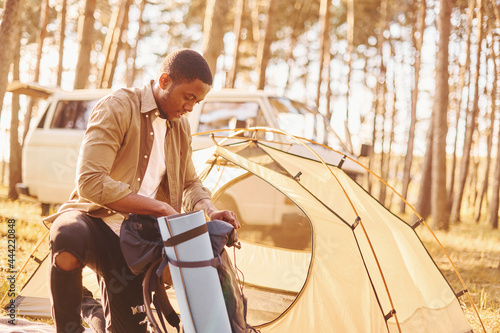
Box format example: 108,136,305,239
193,198,240,229
106,193,178,217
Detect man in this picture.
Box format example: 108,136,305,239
44,49,239,333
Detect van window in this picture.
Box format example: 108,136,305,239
198,102,267,136
50,100,98,129
269,97,326,143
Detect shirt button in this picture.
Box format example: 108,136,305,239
146,114,149,118
144,155,148,159
155,112,159,116
137,177,141,182
107,210,112,214
150,132,154,135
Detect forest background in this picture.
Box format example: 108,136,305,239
0,0,499,330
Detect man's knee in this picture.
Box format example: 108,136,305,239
54,251,82,271
50,211,91,271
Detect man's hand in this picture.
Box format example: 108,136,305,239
194,198,241,229
207,209,240,229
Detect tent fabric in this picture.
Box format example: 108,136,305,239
14,139,473,332
13,258,100,318
206,142,472,332
231,240,311,293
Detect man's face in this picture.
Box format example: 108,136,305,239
156,74,211,121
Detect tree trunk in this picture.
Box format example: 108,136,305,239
400,0,426,213
487,35,499,230
431,0,452,231
98,4,120,87
324,49,332,146
315,0,330,109
8,37,22,200
448,0,475,211
377,78,388,206
202,0,229,79
0,0,24,119
383,57,398,208
468,151,479,213
256,0,277,90
343,0,354,153
126,0,147,87
488,107,500,229
226,0,244,88
475,39,496,222
378,40,395,207
22,0,49,144
450,0,484,223
367,0,388,194
108,0,132,88
74,0,96,89
367,83,378,194
416,118,433,220
56,0,67,87
98,0,132,89
284,0,310,94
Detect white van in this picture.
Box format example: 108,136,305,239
19,87,364,214
18,89,112,214
188,89,364,174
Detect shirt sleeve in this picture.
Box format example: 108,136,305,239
77,95,133,205
181,131,212,212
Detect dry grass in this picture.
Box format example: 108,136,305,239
417,220,500,333
0,185,499,331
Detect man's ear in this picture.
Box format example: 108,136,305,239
158,73,172,89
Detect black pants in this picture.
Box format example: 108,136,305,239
49,210,146,333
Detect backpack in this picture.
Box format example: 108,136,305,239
120,214,258,333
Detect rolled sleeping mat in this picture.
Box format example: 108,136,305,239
157,210,232,333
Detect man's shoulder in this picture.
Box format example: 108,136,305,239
106,86,143,104
93,86,146,116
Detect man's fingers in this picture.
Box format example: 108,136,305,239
224,211,240,229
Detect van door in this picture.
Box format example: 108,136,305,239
23,98,99,204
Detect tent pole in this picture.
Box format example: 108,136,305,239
0,229,50,305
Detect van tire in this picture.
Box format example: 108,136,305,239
41,203,51,216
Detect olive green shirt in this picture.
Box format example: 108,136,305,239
43,82,211,228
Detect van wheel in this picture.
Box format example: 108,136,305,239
41,203,51,216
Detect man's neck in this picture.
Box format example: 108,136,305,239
151,81,169,120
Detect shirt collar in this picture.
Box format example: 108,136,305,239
142,80,172,128
141,80,159,114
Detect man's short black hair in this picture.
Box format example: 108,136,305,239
160,49,213,86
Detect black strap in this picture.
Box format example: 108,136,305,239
155,276,180,331
142,258,180,333
163,223,208,247
168,255,221,269
151,277,169,333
